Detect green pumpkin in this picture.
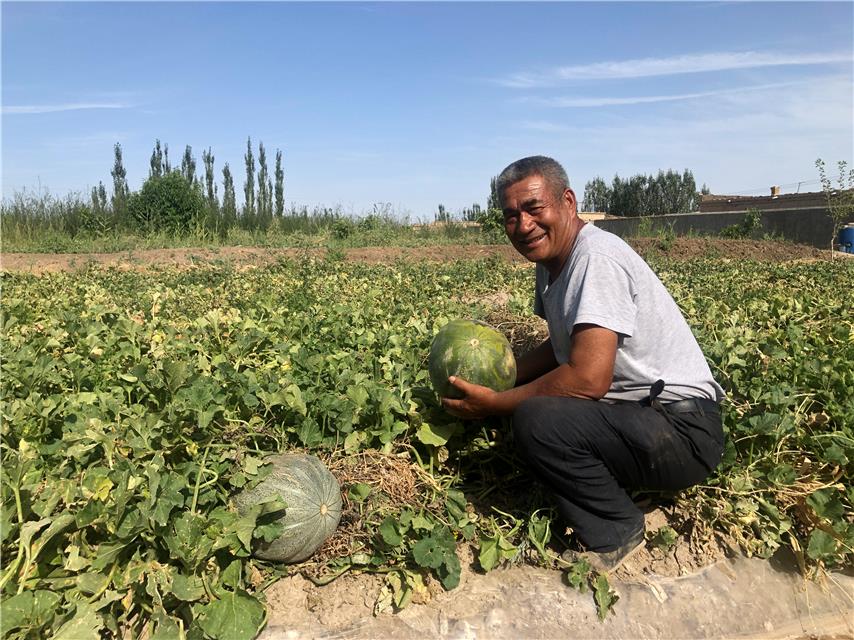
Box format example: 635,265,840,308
234,453,342,563
428,319,517,399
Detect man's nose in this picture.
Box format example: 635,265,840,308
517,211,536,233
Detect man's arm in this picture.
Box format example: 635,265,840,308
443,324,618,419
514,338,558,385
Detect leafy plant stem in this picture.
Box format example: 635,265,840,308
190,444,211,514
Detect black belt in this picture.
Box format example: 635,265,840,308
641,379,720,415
660,398,720,415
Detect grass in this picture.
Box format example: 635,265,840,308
1,189,505,253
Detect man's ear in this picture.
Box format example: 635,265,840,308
563,188,578,213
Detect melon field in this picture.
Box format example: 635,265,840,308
1,249,852,639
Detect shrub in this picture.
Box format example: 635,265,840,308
331,217,356,239
128,171,206,235
476,208,504,236
720,209,762,239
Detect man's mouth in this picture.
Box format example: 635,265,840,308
518,232,546,247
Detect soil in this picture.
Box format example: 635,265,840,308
0,238,832,274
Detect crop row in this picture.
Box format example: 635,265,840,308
1,255,851,638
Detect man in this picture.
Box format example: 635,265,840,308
443,156,724,572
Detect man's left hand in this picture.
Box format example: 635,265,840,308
441,376,499,420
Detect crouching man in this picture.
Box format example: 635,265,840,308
442,156,724,571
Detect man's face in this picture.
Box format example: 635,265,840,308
501,175,578,272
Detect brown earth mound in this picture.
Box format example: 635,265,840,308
0,238,831,274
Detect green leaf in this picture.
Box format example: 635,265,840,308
165,512,213,571
343,430,367,453
648,526,678,551
91,539,131,571
77,571,111,596
478,536,499,572
807,530,838,560
821,444,849,466
52,602,103,640
527,512,551,558
807,488,845,520
412,535,446,569
415,421,458,446
379,516,403,547
170,573,206,602
348,482,372,503
196,589,265,640
593,574,619,620
149,607,183,640
221,559,243,589
0,590,60,632
410,513,434,532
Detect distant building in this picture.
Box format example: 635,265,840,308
578,212,612,222
698,187,837,214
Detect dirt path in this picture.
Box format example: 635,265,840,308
257,552,854,639
0,239,830,274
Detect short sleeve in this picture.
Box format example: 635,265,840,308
533,264,546,319
570,253,637,337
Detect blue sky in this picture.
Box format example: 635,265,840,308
3,1,852,220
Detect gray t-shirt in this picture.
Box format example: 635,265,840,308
534,224,724,403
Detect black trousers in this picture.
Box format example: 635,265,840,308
512,396,724,552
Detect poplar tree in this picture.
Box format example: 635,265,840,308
257,141,269,223
487,176,501,211
163,144,171,173
202,147,217,210
274,149,284,216
244,137,255,221
181,145,197,186
584,169,702,216
222,162,237,228
111,142,129,217
149,139,164,178
97,182,108,212
582,177,610,212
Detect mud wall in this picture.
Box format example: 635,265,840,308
593,207,854,249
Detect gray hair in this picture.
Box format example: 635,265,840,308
496,156,570,207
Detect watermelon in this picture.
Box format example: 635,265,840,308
428,319,517,399
234,453,342,563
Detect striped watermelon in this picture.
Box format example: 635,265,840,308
428,319,517,399
234,453,341,563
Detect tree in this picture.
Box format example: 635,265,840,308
487,176,501,211
91,181,108,215
202,147,217,210
181,145,197,186
221,162,237,229
582,177,610,213
128,172,205,235
463,203,481,222
816,158,854,258
149,139,164,178
583,169,702,217
257,141,269,225
274,149,284,217
111,142,129,217
435,204,449,223
163,144,171,173
244,137,255,222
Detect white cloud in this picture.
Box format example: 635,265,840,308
3,102,131,115
498,51,852,88
520,80,809,108
513,75,852,194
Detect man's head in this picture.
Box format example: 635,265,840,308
496,156,570,210
496,156,583,276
